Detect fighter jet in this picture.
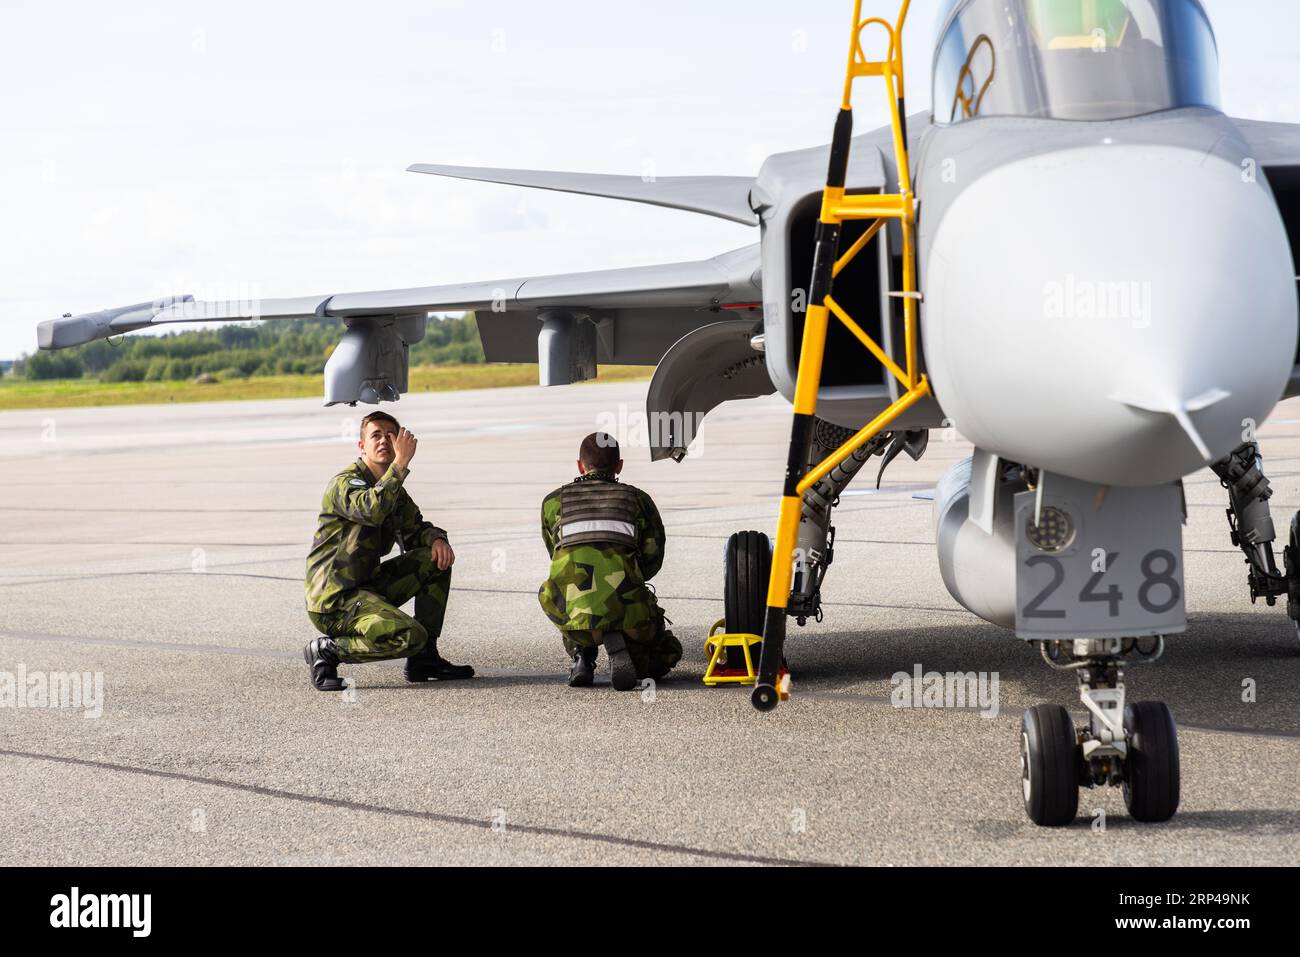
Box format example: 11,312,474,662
36,0,1300,827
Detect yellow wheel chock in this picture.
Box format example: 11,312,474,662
703,620,790,699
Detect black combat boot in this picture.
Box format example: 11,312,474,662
404,636,475,682
303,637,346,692
603,632,638,691
567,647,598,687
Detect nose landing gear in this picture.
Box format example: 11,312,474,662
1020,704,1079,826
1122,699,1181,823
1021,638,1179,826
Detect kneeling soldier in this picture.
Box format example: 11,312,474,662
539,432,682,690
303,411,474,691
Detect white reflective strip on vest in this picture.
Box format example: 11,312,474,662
560,520,637,540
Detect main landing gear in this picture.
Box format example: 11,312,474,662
720,422,915,675
1021,638,1178,826
1212,440,1300,643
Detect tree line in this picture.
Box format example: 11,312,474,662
11,314,485,381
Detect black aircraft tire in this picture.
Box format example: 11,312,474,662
1021,704,1080,827
1286,513,1300,643
724,530,770,670
1122,701,1180,823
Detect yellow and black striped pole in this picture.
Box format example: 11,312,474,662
753,0,919,711
751,104,854,712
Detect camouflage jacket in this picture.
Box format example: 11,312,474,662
538,470,665,632
305,457,448,614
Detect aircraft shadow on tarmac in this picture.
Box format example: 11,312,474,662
764,612,1300,736
974,807,1300,836
1147,809,1300,833
344,612,1298,735
374,672,567,692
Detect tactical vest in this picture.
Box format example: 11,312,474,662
557,480,641,549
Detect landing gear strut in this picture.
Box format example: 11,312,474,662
1021,638,1179,826
1211,441,1300,642
788,421,892,626
721,422,914,674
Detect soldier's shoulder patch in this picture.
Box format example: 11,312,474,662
348,478,368,487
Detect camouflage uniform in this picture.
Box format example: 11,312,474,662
306,458,451,663
538,469,682,679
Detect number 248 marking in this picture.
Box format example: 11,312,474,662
1022,549,1180,619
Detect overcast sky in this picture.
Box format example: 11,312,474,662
1,0,1295,360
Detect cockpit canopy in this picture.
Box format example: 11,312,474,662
932,0,1220,123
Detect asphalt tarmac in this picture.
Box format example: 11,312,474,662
2,381,1298,865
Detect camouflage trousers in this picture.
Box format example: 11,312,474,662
559,605,683,681
308,547,451,664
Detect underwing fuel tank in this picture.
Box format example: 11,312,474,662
920,134,1298,487
934,456,1019,629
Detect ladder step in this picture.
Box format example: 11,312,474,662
833,193,910,220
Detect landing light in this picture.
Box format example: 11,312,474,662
1027,506,1076,553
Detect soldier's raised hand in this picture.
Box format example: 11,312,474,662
393,427,418,469
431,537,455,571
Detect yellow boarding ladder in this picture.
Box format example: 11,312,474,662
751,0,928,712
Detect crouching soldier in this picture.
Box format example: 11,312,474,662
302,411,474,691
538,432,682,690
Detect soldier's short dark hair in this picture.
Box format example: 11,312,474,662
580,432,620,471
360,411,400,439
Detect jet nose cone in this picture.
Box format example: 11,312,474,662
923,142,1298,486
